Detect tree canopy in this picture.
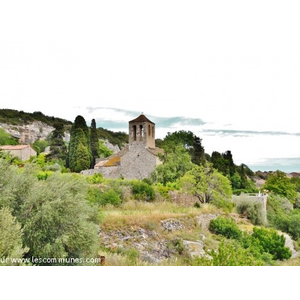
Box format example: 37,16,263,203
179,163,232,204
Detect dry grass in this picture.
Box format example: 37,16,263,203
100,200,221,230
100,200,204,230
275,256,300,266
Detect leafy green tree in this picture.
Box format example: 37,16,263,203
230,172,242,190
0,160,99,265
152,145,193,185
263,170,297,203
162,130,205,165
211,151,227,175
211,150,236,177
0,208,28,265
18,173,99,265
223,150,235,177
68,116,92,172
32,139,49,155
179,164,232,204
90,119,100,166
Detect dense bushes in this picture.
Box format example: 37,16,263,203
235,198,266,225
251,227,291,260
131,180,155,201
0,128,18,145
88,187,122,206
209,217,242,239
208,216,292,263
267,194,300,240
194,240,264,266
0,159,99,265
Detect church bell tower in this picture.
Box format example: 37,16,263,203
129,114,155,149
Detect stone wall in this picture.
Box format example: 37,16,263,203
1,146,37,161
119,145,157,179
90,144,158,180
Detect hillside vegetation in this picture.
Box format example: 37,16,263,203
0,109,128,151
0,109,72,126
1,110,300,266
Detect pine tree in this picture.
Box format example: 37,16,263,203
192,135,205,165
48,122,67,164
90,119,100,167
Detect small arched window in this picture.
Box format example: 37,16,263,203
140,125,143,141
133,125,137,141
148,124,151,136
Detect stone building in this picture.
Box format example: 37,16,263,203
0,145,37,161
93,114,163,179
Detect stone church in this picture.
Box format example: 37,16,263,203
93,114,163,179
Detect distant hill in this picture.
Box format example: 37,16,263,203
0,109,128,148
0,109,72,126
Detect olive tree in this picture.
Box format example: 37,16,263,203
179,164,232,204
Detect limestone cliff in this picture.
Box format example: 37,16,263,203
0,121,70,144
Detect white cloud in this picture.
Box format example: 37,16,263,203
0,1,300,171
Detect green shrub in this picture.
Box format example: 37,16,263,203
86,173,104,184
36,170,53,181
209,216,242,239
211,198,234,213
87,187,122,206
194,240,264,266
251,227,292,260
131,180,155,201
236,199,265,225
267,194,300,239
43,163,62,172
167,238,188,256
0,129,18,145
286,211,300,240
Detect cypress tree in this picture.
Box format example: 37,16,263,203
90,119,100,167
68,116,92,172
74,141,91,172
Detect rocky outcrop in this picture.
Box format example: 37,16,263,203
0,121,70,144
99,217,212,264
103,140,120,154
196,214,218,230
283,233,299,259
161,219,185,231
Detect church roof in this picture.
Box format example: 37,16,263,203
129,114,154,124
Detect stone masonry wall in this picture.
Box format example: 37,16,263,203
85,144,158,179
119,144,157,179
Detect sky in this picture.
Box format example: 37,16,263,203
0,1,300,172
